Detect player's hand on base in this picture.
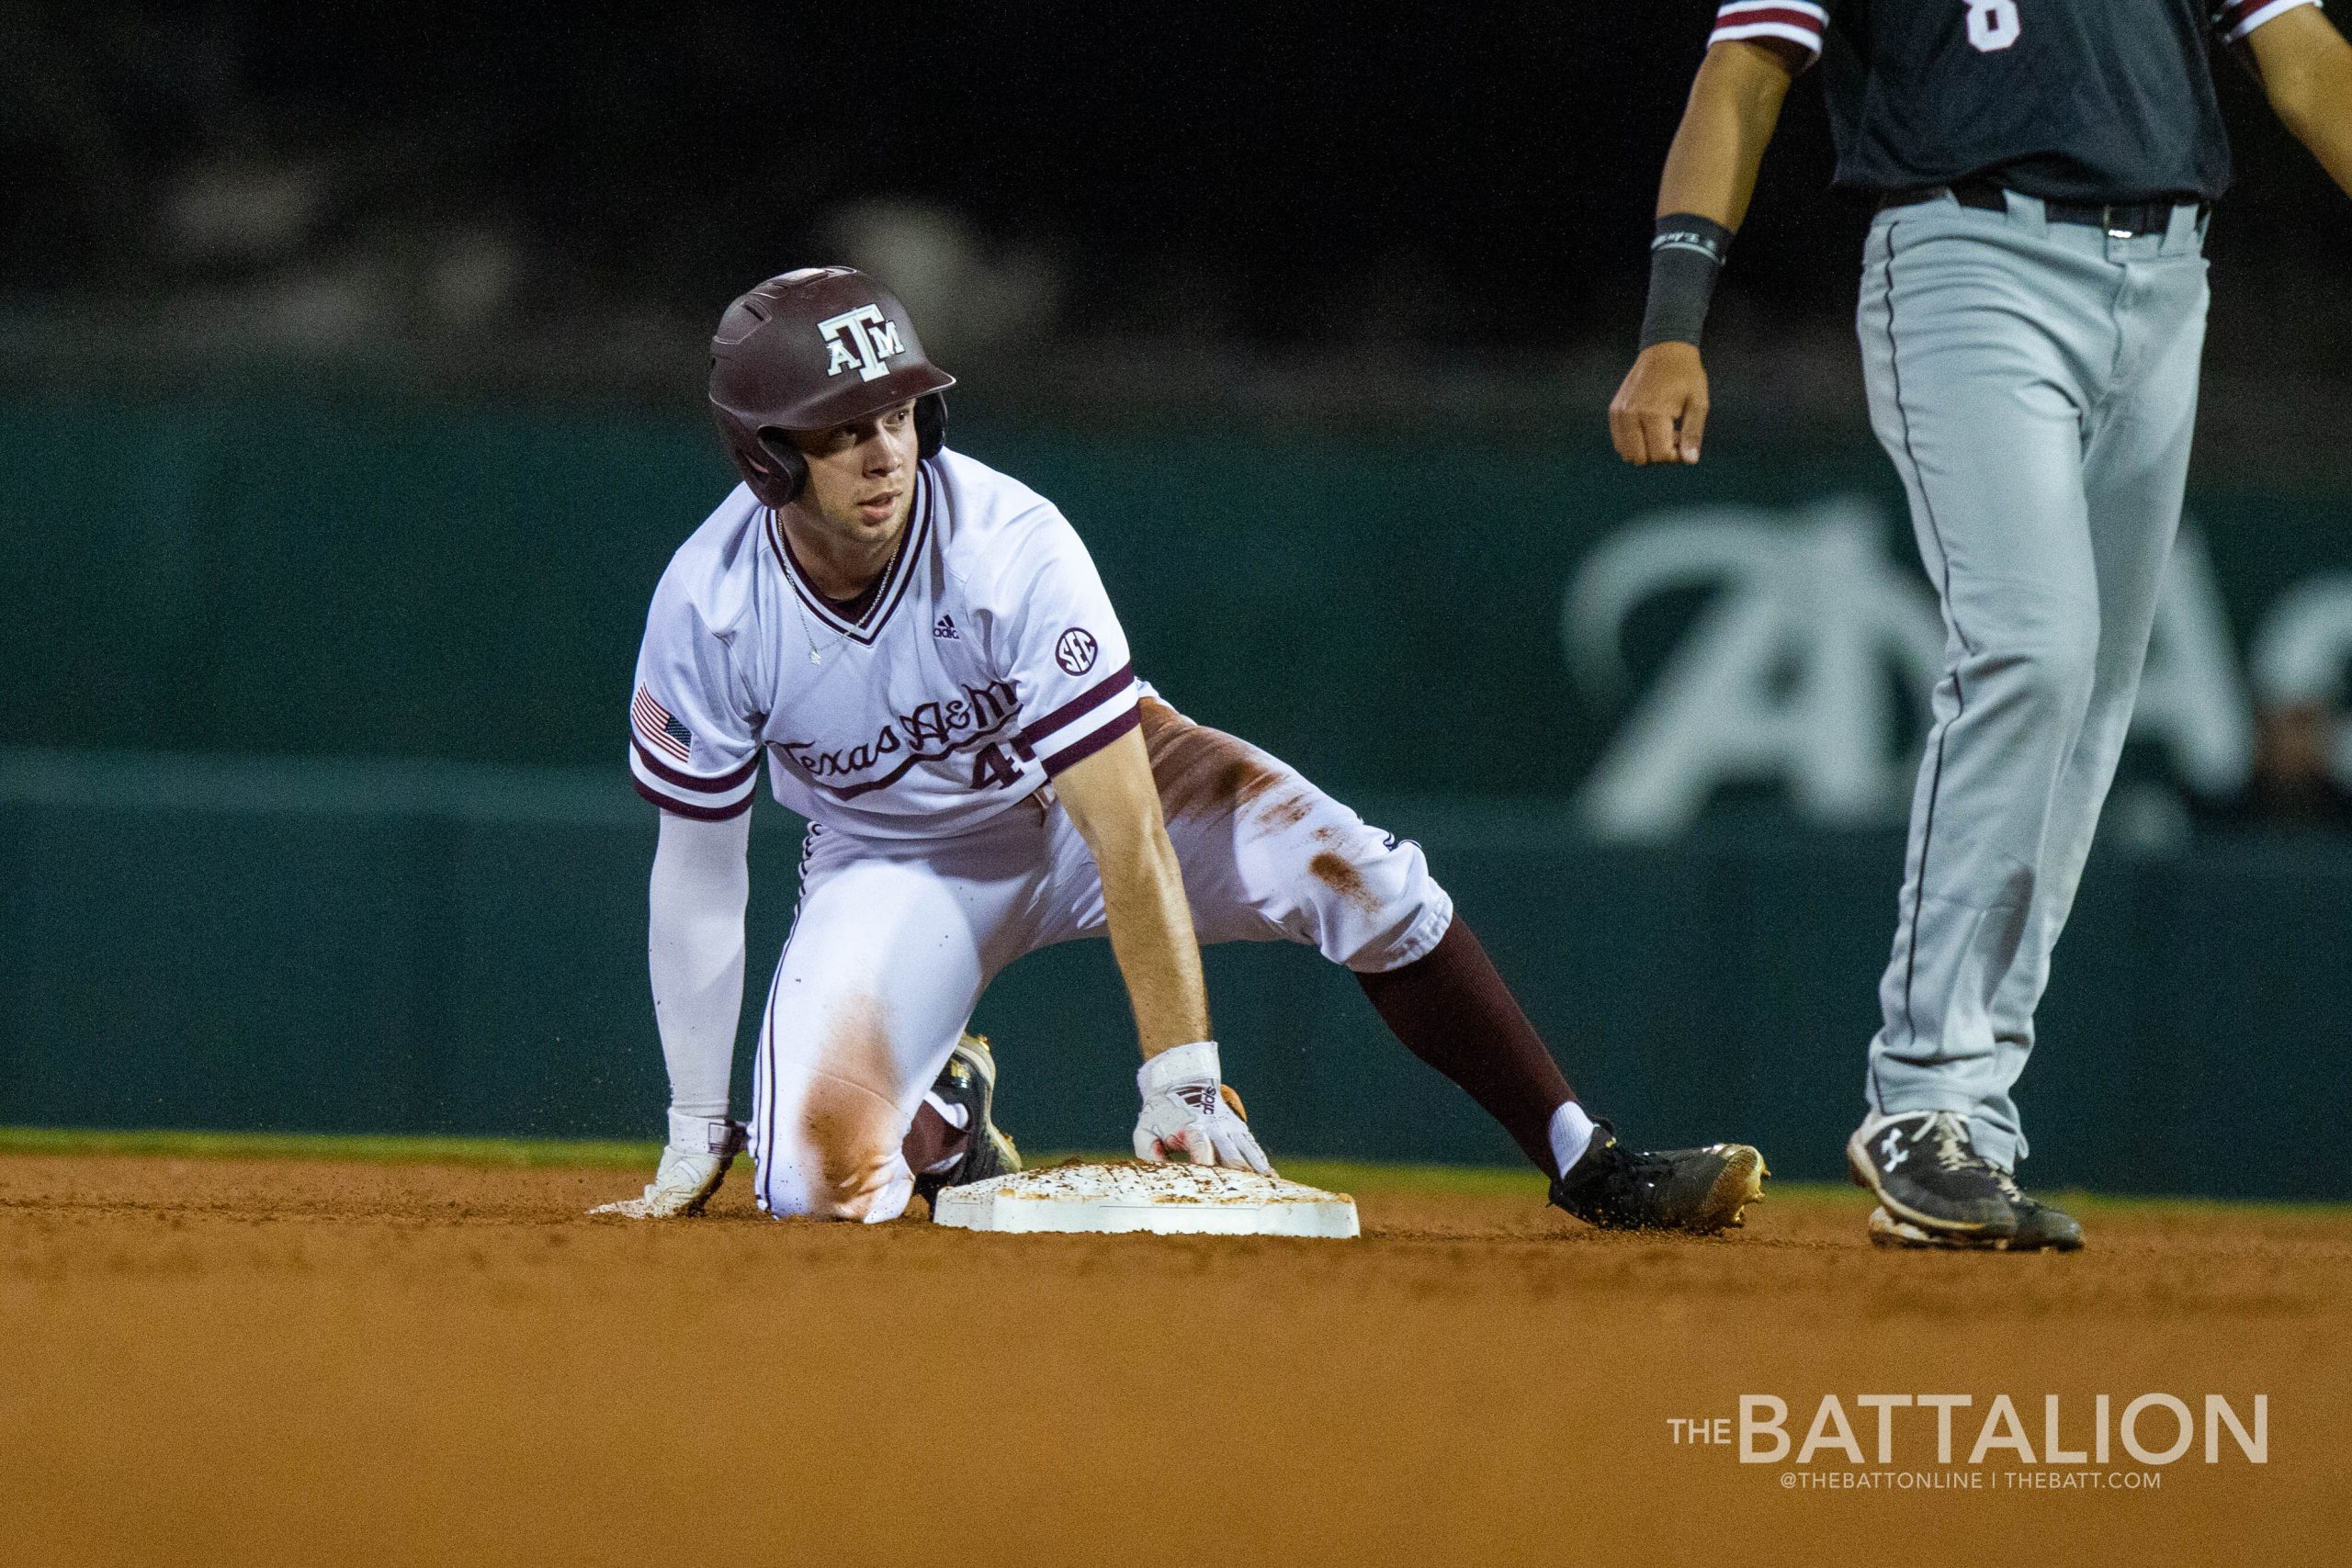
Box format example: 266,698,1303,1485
588,1114,746,1218
1133,1041,1272,1175
1608,342,1710,466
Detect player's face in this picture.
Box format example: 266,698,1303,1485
787,400,919,545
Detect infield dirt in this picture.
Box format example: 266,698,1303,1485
4,1152,2347,1567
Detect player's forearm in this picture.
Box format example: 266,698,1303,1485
2266,27,2352,196
648,808,752,1121
1052,726,1214,1055
1091,825,1215,1059
1655,41,1796,229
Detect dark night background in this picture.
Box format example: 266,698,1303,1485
6,1,2347,453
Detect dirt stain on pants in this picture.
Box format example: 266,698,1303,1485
1140,697,1306,833
1308,850,1384,918
798,995,904,1220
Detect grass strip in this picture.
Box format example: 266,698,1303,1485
4,1127,2347,1218
0,1126,662,1168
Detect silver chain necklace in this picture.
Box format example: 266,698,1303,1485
778,508,906,665
790,581,852,665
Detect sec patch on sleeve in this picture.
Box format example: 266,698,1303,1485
1055,627,1100,675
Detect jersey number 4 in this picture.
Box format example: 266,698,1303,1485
969,742,1023,790
1964,0,2020,51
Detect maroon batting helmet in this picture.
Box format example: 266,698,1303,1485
707,267,956,507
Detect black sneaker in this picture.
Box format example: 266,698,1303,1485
1847,1111,2017,1242
1549,1129,1769,1234
1869,1188,2085,1253
914,1032,1021,1212
1994,1168,2085,1251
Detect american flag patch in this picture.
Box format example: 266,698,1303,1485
632,685,694,763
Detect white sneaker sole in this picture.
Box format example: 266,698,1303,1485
1867,1205,2021,1251
1869,1204,2084,1253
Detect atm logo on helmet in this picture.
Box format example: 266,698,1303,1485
819,304,908,381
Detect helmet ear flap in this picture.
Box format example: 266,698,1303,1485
755,428,809,504
915,393,948,458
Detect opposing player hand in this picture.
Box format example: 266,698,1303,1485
1608,342,1710,466
1133,1041,1272,1175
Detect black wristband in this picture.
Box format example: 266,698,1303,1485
1637,214,1735,352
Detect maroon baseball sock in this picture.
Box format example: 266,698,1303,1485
1354,917,1577,1177
900,1100,968,1176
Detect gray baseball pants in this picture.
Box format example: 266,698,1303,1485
1856,189,2211,1168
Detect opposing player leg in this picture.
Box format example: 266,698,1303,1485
1046,697,1765,1233
1983,223,2211,1127
1845,201,2197,1249
748,821,1040,1222
1852,208,2113,1195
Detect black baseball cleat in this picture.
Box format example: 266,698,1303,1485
1549,1129,1769,1234
1848,1111,2018,1243
1997,1186,2085,1251
1869,1183,2086,1253
914,1032,1021,1212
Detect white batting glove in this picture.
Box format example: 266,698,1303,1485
1134,1041,1271,1175
589,1112,746,1218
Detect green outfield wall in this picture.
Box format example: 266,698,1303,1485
5,747,2349,1197
8,397,2352,1194
13,394,2352,808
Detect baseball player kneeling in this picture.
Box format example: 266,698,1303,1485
594,266,1767,1232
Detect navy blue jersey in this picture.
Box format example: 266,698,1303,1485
1707,0,2324,200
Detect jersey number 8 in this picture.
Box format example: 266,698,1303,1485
1964,0,2021,51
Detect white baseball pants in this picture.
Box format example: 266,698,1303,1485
748,699,1453,1220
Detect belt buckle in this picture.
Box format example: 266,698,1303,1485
2103,204,2133,241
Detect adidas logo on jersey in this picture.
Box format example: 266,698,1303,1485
933,615,961,640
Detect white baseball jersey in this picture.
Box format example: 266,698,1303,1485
628,448,1141,839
